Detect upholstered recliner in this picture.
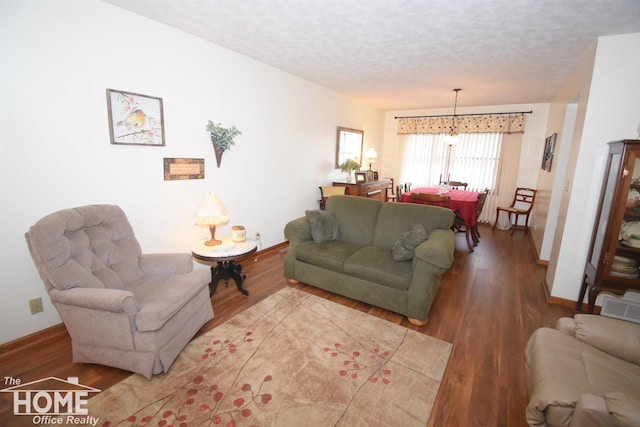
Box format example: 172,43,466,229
25,204,214,378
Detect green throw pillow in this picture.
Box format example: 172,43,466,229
305,210,339,243
392,224,428,261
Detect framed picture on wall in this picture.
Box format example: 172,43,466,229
541,132,557,172
106,88,165,146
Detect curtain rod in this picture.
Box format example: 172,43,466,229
394,110,533,119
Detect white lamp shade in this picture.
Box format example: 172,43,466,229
364,147,378,160
194,193,229,226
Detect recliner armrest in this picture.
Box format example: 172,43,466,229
139,253,193,276
572,314,640,365
49,287,138,315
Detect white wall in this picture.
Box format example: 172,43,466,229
547,33,640,302
0,0,384,344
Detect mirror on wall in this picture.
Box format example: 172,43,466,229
335,127,364,169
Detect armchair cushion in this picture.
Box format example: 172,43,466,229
606,392,640,427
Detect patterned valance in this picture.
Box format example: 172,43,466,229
397,113,526,135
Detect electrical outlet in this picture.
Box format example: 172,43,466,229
29,297,43,315
255,232,261,240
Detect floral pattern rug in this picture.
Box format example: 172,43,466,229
89,287,452,426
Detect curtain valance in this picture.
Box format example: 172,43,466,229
397,113,525,135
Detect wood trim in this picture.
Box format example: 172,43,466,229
0,322,68,357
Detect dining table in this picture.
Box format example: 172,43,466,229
400,188,480,250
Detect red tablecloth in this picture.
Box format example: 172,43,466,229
400,187,479,227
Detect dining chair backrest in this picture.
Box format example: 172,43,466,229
447,181,468,190
410,192,450,208
477,188,490,216
511,187,537,213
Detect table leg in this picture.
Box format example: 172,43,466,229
209,260,249,296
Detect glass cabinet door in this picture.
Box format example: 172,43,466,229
607,148,640,282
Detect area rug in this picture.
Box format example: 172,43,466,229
89,287,452,426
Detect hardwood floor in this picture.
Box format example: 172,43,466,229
0,224,573,426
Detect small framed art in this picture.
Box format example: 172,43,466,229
355,172,367,183
106,88,165,146
163,158,204,180
541,132,557,172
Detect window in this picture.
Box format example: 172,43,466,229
400,133,503,191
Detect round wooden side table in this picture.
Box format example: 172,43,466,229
192,237,257,296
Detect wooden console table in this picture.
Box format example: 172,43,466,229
332,178,391,203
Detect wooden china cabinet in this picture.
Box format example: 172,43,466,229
579,139,640,313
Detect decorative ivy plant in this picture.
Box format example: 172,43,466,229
340,159,361,173
206,120,241,150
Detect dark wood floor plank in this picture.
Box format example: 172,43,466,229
0,224,574,427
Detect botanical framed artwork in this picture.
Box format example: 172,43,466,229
106,89,165,146
541,132,557,172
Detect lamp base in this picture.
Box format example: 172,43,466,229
204,239,222,246
205,224,222,246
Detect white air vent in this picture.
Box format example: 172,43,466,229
601,294,640,324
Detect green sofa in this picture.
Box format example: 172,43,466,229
284,195,455,325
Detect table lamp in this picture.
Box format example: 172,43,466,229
364,148,378,170
194,193,229,246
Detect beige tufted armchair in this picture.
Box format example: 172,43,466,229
25,204,214,378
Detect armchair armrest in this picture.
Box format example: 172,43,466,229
414,229,455,274
139,253,194,276
49,287,138,315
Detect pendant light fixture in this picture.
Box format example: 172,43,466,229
445,88,462,146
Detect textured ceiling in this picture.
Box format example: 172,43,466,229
102,0,640,110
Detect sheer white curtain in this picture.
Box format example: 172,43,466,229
399,132,522,225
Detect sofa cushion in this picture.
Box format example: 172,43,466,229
296,240,362,272
326,196,382,246
392,224,428,261
372,201,454,249
344,246,412,290
305,209,339,243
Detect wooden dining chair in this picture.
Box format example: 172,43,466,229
492,187,537,235
438,174,468,190
410,192,450,207
385,177,397,202
318,185,346,210
447,181,468,190
471,188,490,243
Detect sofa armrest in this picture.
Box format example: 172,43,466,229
49,287,138,315
139,253,194,276
284,216,312,246
572,314,640,365
414,229,455,273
